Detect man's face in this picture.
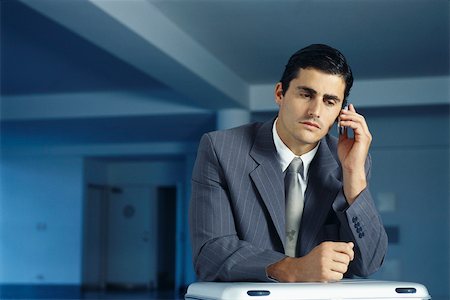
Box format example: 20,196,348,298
275,67,346,155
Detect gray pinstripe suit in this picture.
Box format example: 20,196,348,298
189,118,387,282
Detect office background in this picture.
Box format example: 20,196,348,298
1,0,449,299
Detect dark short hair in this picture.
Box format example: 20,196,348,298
280,44,353,106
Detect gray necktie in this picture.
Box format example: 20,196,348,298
285,157,304,257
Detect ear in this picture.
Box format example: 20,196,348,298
274,82,283,106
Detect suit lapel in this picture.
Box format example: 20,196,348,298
248,125,343,254
249,119,286,248
298,136,343,257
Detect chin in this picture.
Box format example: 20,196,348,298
296,135,322,146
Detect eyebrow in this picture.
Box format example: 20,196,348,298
296,86,342,103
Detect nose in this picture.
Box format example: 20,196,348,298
307,99,321,119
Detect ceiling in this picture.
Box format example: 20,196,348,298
2,0,449,101
0,0,449,146
154,0,449,82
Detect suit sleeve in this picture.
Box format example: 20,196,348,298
189,133,286,282
332,155,388,277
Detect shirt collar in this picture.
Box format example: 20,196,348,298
272,118,320,177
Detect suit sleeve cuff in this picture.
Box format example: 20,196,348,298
333,188,350,213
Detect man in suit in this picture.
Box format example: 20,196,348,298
189,44,388,282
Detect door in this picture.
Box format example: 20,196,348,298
82,184,108,289
156,186,177,291
106,186,156,289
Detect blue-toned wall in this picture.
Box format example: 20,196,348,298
366,105,449,300
0,156,84,284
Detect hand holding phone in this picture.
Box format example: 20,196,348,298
336,103,372,204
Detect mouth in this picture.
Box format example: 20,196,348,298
300,121,321,129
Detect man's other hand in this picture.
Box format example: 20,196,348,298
267,241,354,282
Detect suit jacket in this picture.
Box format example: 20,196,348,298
189,118,387,282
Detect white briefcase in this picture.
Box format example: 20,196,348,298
185,280,431,300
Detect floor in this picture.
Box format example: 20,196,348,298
0,285,184,300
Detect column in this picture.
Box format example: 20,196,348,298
216,108,251,130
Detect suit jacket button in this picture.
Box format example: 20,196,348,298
356,227,362,233
352,217,358,223
359,232,364,238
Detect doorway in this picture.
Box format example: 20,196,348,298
82,184,179,292
156,186,177,291
106,185,155,289
82,184,108,289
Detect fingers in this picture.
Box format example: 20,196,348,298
338,105,371,140
330,250,353,274
314,242,354,281
339,108,367,131
332,241,354,261
326,241,354,273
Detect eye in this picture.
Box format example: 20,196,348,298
325,99,337,106
300,92,311,99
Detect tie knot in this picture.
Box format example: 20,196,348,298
287,157,303,175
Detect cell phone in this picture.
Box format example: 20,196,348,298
338,104,349,135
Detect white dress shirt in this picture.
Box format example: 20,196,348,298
272,118,320,196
